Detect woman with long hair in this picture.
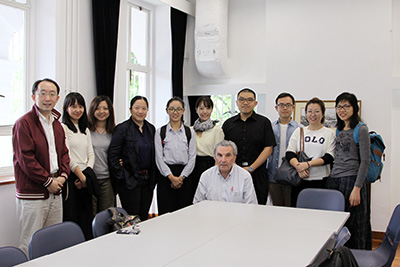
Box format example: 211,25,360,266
62,92,95,240
286,97,336,206
191,96,224,198
326,92,371,249
108,96,156,221
88,95,116,214
155,96,196,215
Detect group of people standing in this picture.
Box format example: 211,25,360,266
12,78,371,257
267,92,371,250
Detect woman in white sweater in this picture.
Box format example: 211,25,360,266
62,92,95,240
286,97,335,206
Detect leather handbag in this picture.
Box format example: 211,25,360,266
274,128,312,186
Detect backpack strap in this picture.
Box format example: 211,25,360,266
184,125,192,144
160,125,167,148
352,122,365,144
160,124,192,148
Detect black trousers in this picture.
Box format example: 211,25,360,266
251,167,269,205
191,156,215,198
62,172,93,240
116,178,154,221
157,165,193,215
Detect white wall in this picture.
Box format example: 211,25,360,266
0,183,19,247
184,0,398,231
152,4,174,127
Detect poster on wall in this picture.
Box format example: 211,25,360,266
294,100,362,128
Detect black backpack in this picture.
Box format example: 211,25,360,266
307,246,359,267
106,207,141,232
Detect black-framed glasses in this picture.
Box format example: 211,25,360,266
335,105,352,111
167,107,184,113
238,97,255,103
277,103,294,109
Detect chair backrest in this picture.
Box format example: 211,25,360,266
381,204,400,266
29,221,85,260
0,246,28,267
334,226,351,248
296,188,345,212
92,207,128,238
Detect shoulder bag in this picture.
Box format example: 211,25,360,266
274,127,312,186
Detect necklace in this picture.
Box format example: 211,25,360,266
96,128,106,134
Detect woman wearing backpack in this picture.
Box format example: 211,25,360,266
326,92,372,249
155,97,196,215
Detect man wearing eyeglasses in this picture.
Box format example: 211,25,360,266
267,93,301,207
222,88,276,205
12,78,70,255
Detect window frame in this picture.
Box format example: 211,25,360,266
126,1,152,115
0,0,30,178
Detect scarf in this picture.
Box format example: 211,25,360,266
193,118,218,132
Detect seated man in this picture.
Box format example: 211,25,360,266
193,140,257,204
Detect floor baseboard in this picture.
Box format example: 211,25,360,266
372,231,385,241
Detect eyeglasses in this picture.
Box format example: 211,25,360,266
167,107,184,113
238,98,255,103
335,105,352,111
277,103,294,109
37,91,57,98
307,110,321,115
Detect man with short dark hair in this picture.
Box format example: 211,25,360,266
13,78,70,255
267,93,301,206
193,140,257,204
222,88,276,204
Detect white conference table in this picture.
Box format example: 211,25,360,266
17,201,349,267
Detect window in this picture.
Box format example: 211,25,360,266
211,95,237,126
210,93,263,126
0,0,28,176
127,3,150,109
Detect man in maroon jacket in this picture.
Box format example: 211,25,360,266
12,78,70,256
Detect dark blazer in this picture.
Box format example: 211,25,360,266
108,118,156,190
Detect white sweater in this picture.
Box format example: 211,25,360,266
286,126,335,180
63,124,95,172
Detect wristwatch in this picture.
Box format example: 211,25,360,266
248,166,254,173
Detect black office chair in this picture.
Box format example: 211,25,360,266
297,188,350,248
350,204,400,267
29,221,85,259
0,246,28,267
92,207,128,238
